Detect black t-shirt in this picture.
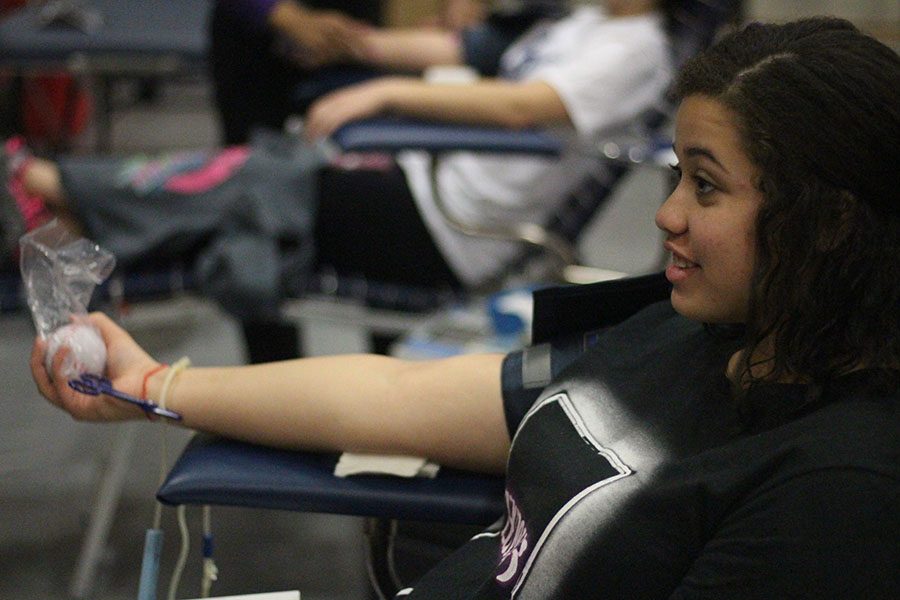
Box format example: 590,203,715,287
401,302,899,599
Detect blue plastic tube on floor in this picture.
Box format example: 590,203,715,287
137,528,164,600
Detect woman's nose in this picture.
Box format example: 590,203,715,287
655,190,685,236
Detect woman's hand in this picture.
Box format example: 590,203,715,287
304,77,410,140
30,312,161,422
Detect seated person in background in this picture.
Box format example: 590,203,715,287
3,0,676,361
211,0,487,144
32,17,899,598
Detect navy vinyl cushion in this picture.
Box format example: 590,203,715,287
331,118,564,157
158,434,506,526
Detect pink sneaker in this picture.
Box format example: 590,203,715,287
3,136,51,232
4,136,31,178
1,137,52,267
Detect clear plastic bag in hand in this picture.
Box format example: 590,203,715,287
19,219,116,377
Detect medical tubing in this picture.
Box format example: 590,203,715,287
141,355,191,600
201,505,218,597
151,421,167,530
153,357,190,528
159,357,191,413
137,528,164,600
142,363,169,418
167,505,190,600
151,412,170,530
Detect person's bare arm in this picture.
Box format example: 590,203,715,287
32,312,510,474
351,0,487,71
353,28,464,72
305,76,571,139
266,2,466,72
267,1,366,68
152,352,509,473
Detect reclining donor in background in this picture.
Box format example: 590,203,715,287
3,0,675,355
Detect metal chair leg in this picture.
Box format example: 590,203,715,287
69,423,138,599
363,518,402,600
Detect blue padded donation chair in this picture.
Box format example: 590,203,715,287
157,271,674,598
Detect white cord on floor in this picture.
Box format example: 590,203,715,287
167,504,190,600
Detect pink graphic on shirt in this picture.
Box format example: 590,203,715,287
164,146,251,194
496,490,529,586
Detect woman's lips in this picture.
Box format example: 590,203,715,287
665,248,699,283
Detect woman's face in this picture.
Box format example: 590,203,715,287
655,95,765,324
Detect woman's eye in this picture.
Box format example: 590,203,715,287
669,162,717,200
694,176,715,195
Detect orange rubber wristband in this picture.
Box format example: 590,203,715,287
141,363,168,400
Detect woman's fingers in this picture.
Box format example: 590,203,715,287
33,342,96,419
30,336,59,405
87,311,127,345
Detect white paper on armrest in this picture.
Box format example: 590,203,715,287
335,452,440,478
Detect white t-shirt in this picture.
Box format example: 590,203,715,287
397,7,671,286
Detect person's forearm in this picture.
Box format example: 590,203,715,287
381,78,572,129
267,0,310,35
358,28,463,72
147,353,510,473
303,77,572,139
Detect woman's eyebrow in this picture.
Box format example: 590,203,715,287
684,146,729,173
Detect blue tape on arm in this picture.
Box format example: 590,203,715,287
137,528,164,600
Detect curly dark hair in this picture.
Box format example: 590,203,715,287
674,17,900,397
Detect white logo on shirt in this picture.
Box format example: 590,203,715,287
497,490,529,584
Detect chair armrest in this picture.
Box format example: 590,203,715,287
327,118,570,279
331,118,564,157
157,433,506,526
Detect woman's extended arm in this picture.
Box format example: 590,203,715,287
154,353,510,473
304,76,571,139
32,312,511,474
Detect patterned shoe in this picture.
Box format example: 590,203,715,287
3,136,31,178
1,137,51,269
